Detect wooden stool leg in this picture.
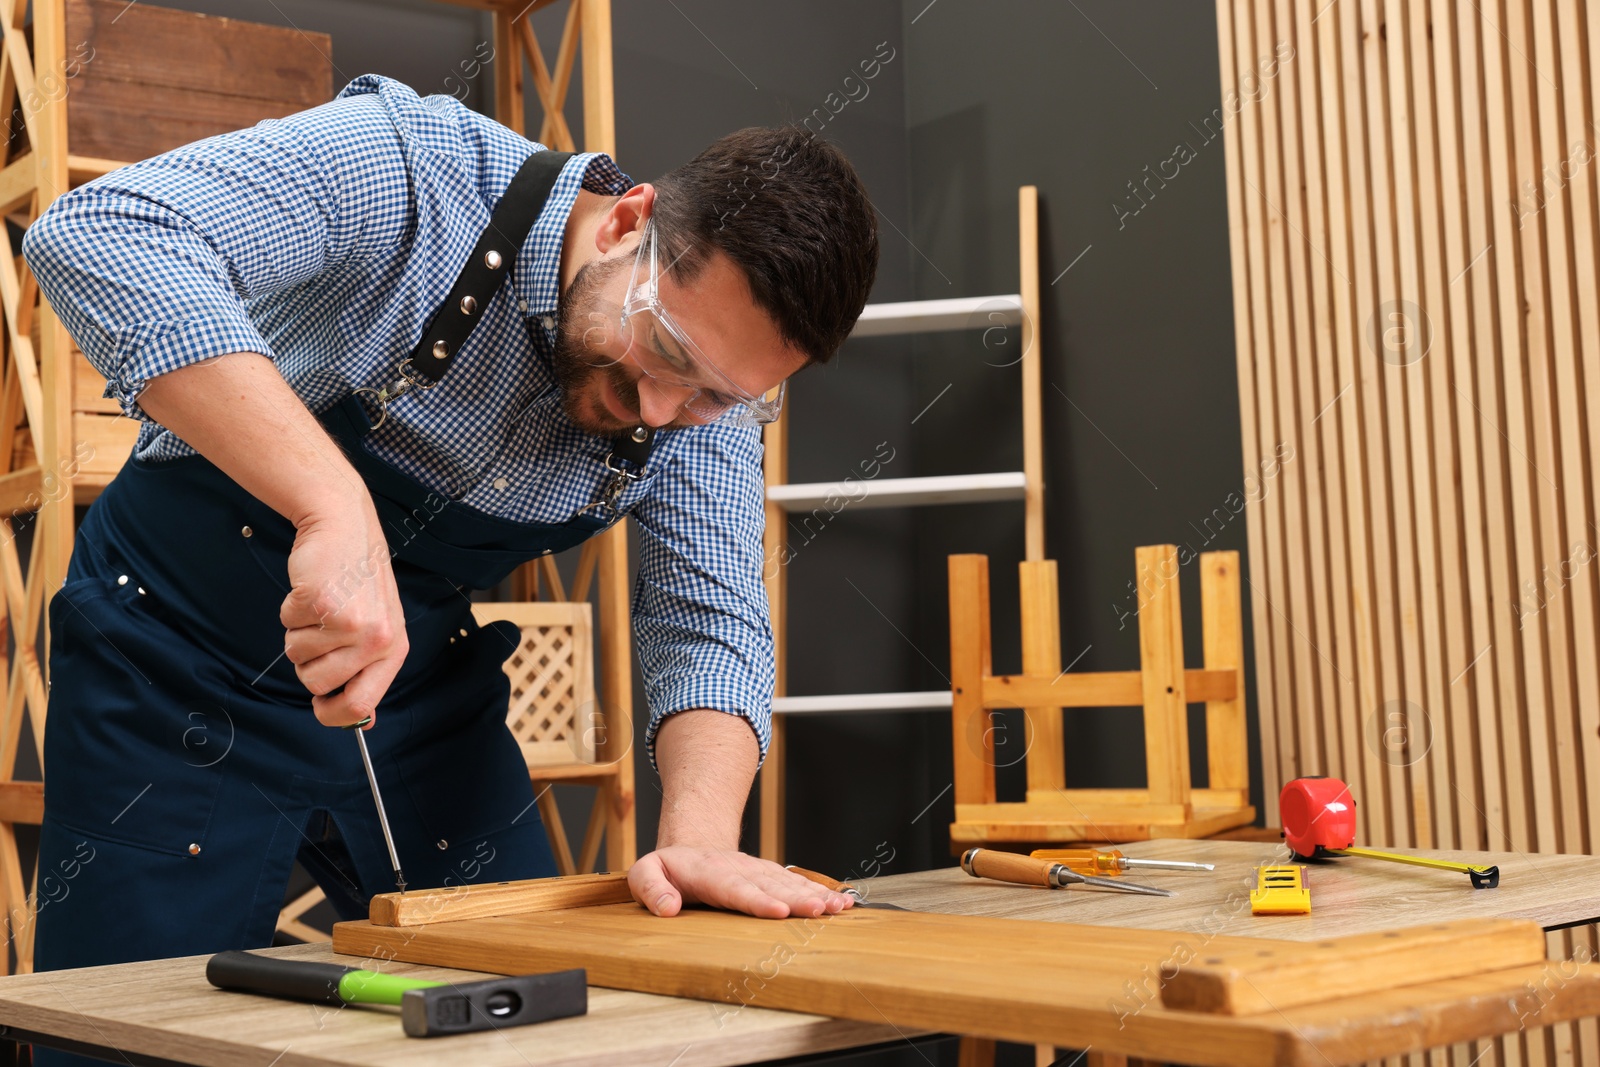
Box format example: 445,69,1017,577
958,1036,996,1067
1135,544,1190,810
950,555,996,809
576,785,608,874
1020,561,1065,796
533,783,576,876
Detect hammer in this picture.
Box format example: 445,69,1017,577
206,950,586,1037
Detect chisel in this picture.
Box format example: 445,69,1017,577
347,716,406,894
786,866,910,910
962,848,1174,897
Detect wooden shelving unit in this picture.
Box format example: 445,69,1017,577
0,0,632,970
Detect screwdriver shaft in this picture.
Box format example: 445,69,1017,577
354,727,406,894
1124,858,1216,872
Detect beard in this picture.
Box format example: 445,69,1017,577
548,254,650,435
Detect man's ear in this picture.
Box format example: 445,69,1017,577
595,183,656,256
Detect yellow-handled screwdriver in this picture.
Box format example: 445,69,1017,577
1030,847,1214,876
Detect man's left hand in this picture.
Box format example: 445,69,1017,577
628,845,854,918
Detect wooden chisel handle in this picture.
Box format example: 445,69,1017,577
785,865,856,894
961,848,1065,887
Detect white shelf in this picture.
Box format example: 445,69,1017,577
772,690,953,715
848,294,1024,338
768,471,1027,511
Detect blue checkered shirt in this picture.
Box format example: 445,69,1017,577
23,74,774,762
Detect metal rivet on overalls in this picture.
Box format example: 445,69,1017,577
117,575,128,586
459,628,468,637
631,426,648,443
483,249,503,270
188,843,200,856
459,295,477,315
437,839,449,850
137,587,146,595
432,339,449,360
241,526,253,538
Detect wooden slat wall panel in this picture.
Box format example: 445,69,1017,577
1215,2,1600,1064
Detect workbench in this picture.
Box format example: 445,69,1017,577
0,841,1595,1066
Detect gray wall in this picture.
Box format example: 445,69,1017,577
135,0,1256,886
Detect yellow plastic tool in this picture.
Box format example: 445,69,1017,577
1250,865,1311,915
1030,847,1214,876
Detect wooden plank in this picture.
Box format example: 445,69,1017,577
64,0,329,105
1022,788,1249,810
369,872,633,927
1214,0,1280,824
0,940,909,1067
949,554,995,806
1162,918,1547,1016
981,668,1237,709
1478,0,1535,858
951,805,1255,844
332,904,1600,1066
1019,560,1064,792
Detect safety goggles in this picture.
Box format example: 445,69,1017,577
605,220,786,427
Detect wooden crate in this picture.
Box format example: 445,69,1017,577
61,0,332,164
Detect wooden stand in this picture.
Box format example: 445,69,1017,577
0,0,630,968
948,546,1255,844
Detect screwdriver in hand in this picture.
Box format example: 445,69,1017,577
1030,847,1214,876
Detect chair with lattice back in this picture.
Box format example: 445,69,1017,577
469,600,628,876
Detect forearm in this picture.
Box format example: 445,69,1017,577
653,709,761,851
138,352,366,527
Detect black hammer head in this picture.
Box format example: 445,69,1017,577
400,968,587,1037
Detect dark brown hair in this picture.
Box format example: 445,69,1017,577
648,126,879,364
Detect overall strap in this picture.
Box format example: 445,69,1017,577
407,149,573,384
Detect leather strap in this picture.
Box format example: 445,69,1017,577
396,148,655,475
406,149,573,384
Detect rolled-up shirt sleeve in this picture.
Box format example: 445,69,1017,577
21,86,408,421
631,422,775,766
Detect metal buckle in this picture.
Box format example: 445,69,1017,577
577,450,646,518
352,360,440,430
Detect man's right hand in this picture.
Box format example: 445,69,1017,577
280,504,409,727
139,352,410,728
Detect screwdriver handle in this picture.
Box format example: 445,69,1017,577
1030,848,1128,875
962,849,1073,888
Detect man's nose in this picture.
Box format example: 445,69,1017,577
637,377,696,427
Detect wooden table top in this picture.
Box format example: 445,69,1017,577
0,841,1593,1067
0,942,910,1067
866,840,1600,937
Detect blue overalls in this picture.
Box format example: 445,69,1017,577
33,149,620,978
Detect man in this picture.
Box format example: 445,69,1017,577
22,73,879,979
